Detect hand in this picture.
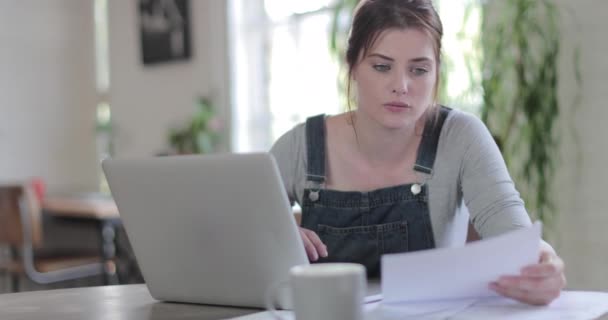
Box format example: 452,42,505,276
299,227,328,261
490,242,566,305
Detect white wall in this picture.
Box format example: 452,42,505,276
107,0,231,157
553,0,608,290
0,0,99,191
0,0,231,189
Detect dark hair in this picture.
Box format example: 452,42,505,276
345,0,443,113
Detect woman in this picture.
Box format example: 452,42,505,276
270,0,565,305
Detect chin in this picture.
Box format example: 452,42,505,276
378,111,421,130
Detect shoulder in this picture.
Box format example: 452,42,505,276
271,121,307,149
434,108,500,179
270,122,307,164
440,108,495,150
442,108,490,136
270,119,315,205
270,113,334,158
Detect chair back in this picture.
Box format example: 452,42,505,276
0,184,43,248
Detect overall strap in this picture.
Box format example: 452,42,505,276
413,106,451,175
305,114,327,184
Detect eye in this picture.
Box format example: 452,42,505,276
411,67,429,76
373,64,391,72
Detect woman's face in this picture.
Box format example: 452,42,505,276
353,28,437,130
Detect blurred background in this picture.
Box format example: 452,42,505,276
0,0,606,293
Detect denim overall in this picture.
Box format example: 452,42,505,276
300,107,451,278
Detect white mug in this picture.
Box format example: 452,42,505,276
265,263,366,320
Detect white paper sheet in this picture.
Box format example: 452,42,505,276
381,221,542,303
232,292,608,320
364,291,608,320
365,298,478,320
447,291,608,320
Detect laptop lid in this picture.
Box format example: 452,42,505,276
102,152,309,308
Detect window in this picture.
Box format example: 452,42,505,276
436,0,483,114
229,0,341,152
229,0,482,152
94,0,112,192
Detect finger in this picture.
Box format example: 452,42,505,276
303,229,328,258
539,249,553,263
497,275,565,293
490,282,560,306
522,256,564,278
521,264,562,278
299,229,319,261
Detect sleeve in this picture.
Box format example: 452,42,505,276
456,113,532,238
269,125,304,206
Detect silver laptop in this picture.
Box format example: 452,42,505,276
102,153,309,309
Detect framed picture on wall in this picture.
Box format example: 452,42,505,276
139,0,192,65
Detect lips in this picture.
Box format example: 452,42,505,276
383,101,412,109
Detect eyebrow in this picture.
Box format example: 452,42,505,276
368,53,433,63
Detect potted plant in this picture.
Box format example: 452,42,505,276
168,97,222,154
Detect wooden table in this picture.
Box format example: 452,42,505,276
0,284,258,319
1,284,607,320
42,194,122,284
42,194,119,219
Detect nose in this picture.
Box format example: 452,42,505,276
391,71,409,95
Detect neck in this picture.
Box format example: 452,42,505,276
348,111,424,166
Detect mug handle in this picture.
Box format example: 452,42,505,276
264,280,290,320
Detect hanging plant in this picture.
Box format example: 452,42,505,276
480,0,580,230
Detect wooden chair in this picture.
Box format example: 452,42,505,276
0,184,104,292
